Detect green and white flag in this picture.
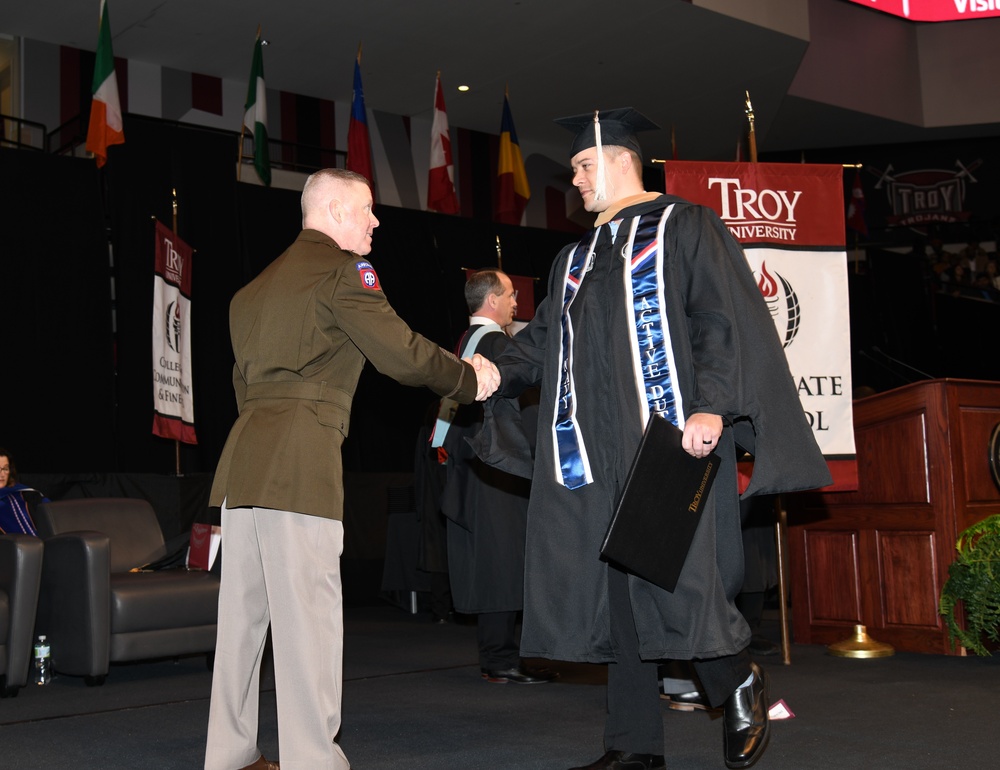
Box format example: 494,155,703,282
85,0,125,167
243,29,271,186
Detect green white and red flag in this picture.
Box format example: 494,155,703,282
85,0,125,167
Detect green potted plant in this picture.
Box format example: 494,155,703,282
939,513,1000,656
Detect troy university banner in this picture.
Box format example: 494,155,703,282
664,162,857,490
152,220,197,444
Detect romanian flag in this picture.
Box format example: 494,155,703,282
347,50,374,188
85,0,124,167
496,91,529,225
242,28,271,186
427,73,459,214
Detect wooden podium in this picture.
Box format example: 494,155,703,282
786,379,1000,655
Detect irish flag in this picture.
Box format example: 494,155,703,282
85,0,124,167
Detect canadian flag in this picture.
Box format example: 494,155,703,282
427,73,459,214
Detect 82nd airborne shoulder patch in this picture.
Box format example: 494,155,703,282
355,261,381,291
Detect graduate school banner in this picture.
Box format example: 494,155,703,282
152,220,197,444
664,161,856,490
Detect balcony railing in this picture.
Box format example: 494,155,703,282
2,112,346,176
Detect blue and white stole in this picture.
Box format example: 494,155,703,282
429,321,503,449
552,204,683,489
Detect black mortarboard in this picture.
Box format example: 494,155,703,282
554,107,660,158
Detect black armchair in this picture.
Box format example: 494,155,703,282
34,498,219,685
0,533,44,696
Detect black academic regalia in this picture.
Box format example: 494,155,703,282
474,195,831,663
414,421,449,575
440,328,533,614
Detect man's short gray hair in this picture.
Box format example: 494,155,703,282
465,269,506,315
301,168,371,220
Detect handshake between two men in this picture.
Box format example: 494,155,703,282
464,353,502,402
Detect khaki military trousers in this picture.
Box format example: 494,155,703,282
205,504,349,770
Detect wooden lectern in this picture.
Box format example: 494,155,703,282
786,379,1000,655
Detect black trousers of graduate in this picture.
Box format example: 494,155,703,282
605,566,753,754
477,610,520,670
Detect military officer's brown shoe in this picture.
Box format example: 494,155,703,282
239,756,279,770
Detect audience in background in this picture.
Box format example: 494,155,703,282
921,232,1000,302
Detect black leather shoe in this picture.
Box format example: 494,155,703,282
661,689,716,712
481,665,557,684
723,662,770,768
568,750,666,769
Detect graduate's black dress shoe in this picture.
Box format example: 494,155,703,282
481,665,557,684
723,662,770,768
568,750,666,769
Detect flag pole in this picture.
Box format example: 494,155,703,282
744,90,757,163
237,26,265,179
237,124,245,180
495,235,503,271
236,24,262,181
171,187,182,476
748,83,789,663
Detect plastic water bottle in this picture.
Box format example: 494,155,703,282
34,635,52,685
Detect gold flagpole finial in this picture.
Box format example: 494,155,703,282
356,41,363,64
744,90,758,163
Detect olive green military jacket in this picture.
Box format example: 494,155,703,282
210,229,477,520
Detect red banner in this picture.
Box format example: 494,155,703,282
664,161,845,247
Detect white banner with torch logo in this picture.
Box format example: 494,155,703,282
152,219,197,444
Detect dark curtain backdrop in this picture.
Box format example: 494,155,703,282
2,147,115,469
2,116,572,476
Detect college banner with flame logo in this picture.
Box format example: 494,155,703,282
152,220,197,444
664,161,856,490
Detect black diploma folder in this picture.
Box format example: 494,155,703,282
600,413,720,592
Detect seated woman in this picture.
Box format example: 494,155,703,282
0,448,47,536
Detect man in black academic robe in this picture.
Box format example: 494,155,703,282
474,110,831,770
439,269,553,684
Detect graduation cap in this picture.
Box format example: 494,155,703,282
554,108,659,202
554,107,660,158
